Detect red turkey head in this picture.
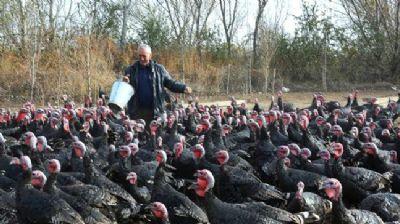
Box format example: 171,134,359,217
355,113,364,125
119,145,131,159
200,119,211,131
318,150,331,161
34,109,46,122
299,115,309,130
194,112,202,121
47,159,61,174
320,178,342,201
174,142,184,158
350,127,359,138
31,170,47,189
361,127,372,139
282,113,292,126
381,129,391,138
126,172,137,185
62,117,70,133
251,111,258,120
248,120,260,133
136,119,146,129
20,156,32,171
333,109,341,118
330,143,343,159
315,116,325,127
150,120,158,136
374,106,381,115
277,146,290,159
125,131,133,143
369,122,377,131
300,148,312,160
167,113,175,128
363,143,378,156
296,181,305,200
72,141,87,159
128,143,139,156
24,132,37,150
134,123,145,133
190,169,215,197
331,125,343,137
195,124,204,134
192,144,205,160
289,112,298,123
50,117,59,129
155,150,167,165
37,136,48,152
222,124,232,136
268,111,278,123
201,112,210,121
227,105,233,114
16,108,29,122
288,143,301,157
147,202,169,221
215,150,229,165
256,115,265,127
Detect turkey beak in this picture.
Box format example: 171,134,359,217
193,172,200,177
144,204,153,211
318,181,329,190
188,182,199,190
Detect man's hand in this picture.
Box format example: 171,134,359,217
122,76,130,83
184,86,192,94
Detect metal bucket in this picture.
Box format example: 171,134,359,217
108,80,135,112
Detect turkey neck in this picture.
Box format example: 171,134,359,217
276,159,291,190
197,190,220,217
43,172,57,194
331,194,350,224
332,158,345,177
16,168,32,201
83,154,95,184
154,165,168,187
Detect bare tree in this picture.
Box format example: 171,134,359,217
218,0,240,57
156,0,194,45
120,0,131,49
190,0,216,58
252,0,268,69
340,0,400,79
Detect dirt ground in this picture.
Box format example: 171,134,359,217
2,90,399,111
192,90,399,109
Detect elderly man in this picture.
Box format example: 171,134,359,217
123,44,191,123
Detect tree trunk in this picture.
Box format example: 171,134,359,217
252,0,268,69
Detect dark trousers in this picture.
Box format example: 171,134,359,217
130,108,154,127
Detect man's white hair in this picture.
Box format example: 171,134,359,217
138,44,152,54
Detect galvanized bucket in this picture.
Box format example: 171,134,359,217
108,80,135,112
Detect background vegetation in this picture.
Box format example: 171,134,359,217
0,0,399,105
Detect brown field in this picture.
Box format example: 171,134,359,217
1,90,398,111
193,90,399,109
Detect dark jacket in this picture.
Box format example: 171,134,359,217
124,60,186,118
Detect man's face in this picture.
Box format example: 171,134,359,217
138,48,151,66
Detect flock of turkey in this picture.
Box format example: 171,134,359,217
1,90,400,224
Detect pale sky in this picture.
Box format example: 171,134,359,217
238,0,341,41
